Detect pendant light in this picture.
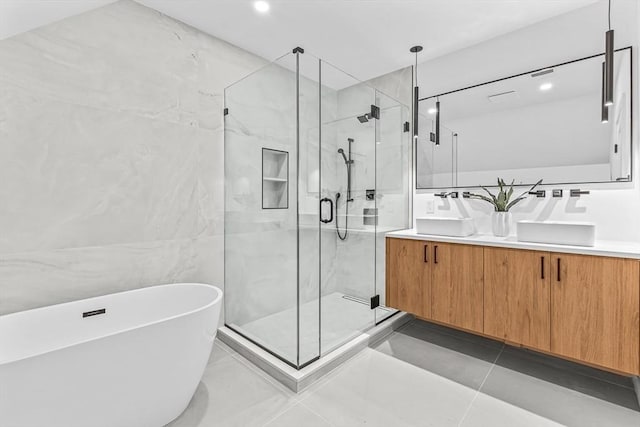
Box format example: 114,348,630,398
601,62,609,123
435,98,440,146
410,46,423,141
604,0,614,106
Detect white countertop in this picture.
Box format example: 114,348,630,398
386,229,640,260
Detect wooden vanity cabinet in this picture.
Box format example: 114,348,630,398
386,238,431,318
386,236,640,375
483,247,551,351
431,242,484,333
386,238,484,333
550,253,640,374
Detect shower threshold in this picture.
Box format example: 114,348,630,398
218,306,411,392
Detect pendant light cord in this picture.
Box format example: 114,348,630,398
608,0,611,30
415,51,418,87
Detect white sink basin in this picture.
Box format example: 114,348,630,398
517,220,596,247
416,217,476,237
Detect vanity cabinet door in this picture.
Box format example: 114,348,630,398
386,238,431,318
550,254,640,374
431,243,484,333
484,247,551,350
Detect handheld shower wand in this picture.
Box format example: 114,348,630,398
338,138,354,201
338,148,349,165
336,138,354,240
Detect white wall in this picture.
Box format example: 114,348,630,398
413,0,640,242
0,0,267,314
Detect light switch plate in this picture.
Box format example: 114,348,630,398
426,199,435,214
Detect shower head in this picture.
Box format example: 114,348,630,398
337,148,349,164
357,114,369,123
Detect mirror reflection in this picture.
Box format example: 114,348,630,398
416,48,632,189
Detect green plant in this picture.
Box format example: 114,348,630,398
467,178,543,212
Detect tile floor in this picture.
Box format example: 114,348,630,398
167,319,640,427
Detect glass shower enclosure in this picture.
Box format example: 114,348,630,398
224,49,411,368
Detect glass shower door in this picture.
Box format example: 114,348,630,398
225,52,321,368
374,90,410,323
296,52,322,367
318,61,377,356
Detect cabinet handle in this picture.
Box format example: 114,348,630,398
423,244,428,263
540,256,545,279
434,245,438,264
556,258,561,281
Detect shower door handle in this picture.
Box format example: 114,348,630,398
320,198,333,223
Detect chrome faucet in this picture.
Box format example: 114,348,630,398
528,190,546,198
435,191,459,199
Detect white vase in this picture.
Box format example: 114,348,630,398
492,211,512,237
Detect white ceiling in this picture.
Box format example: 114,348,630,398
0,0,117,39
1,0,599,82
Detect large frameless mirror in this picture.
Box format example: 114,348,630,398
416,47,632,189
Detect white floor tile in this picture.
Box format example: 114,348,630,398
265,403,333,427
167,353,296,427
460,393,565,427
301,348,477,427
170,320,640,427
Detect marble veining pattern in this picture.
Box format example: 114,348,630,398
0,0,266,314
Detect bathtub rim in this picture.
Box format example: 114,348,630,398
0,283,222,365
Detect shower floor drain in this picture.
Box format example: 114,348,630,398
341,294,370,306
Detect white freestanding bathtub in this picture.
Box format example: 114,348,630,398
0,283,222,427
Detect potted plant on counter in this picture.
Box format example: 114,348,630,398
467,178,543,237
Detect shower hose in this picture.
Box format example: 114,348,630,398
335,192,348,241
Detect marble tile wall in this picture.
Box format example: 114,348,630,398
0,0,267,314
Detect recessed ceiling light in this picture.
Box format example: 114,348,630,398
254,1,270,13
539,82,553,91
427,108,437,114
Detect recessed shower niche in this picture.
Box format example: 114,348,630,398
262,148,289,209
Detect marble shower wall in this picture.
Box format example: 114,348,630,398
0,0,267,314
